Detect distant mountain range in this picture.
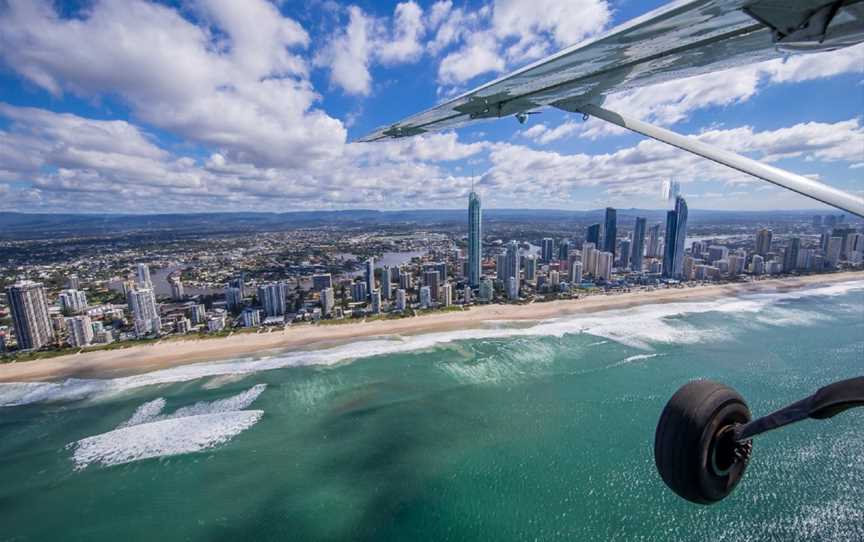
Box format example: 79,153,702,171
0,209,849,240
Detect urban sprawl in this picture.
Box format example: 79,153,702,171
2,193,863,358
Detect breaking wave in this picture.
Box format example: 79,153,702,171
2,280,861,407
68,384,267,470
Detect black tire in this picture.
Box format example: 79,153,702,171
654,380,752,504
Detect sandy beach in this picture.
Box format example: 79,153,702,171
2,272,861,383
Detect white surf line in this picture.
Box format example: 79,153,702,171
3,280,862,407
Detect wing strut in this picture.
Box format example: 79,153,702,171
562,103,864,217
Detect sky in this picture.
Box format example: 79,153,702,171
0,0,861,214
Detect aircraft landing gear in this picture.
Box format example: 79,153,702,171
654,377,864,504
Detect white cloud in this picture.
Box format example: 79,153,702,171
316,2,427,95
438,31,505,85
0,0,345,169
492,0,611,51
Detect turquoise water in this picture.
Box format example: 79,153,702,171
1,282,862,541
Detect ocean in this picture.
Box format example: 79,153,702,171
1,282,862,541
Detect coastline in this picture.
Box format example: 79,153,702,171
2,272,862,383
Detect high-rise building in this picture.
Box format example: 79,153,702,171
395,289,407,312
225,286,244,312
321,287,335,316
604,207,617,257
399,271,412,290
381,267,392,300
419,286,432,308
707,245,729,264
583,242,597,276
435,262,448,282
228,274,246,298
190,304,207,325
364,258,375,300
468,190,482,287
825,236,842,267
507,276,519,300
6,281,53,350
647,223,662,258
258,282,288,317
423,270,441,301
479,279,494,302
570,262,583,285
784,237,801,272
618,239,631,270
524,256,538,282
136,263,152,288
127,287,161,337
312,274,333,292
558,240,570,261
549,270,560,288
595,251,613,281
65,315,94,347
351,281,368,302
241,308,261,328
169,276,184,301
631,217,647,272
755,228,773,256
812,215,822,227
504,241,520,290
59,289,88,315
662,196,688,279
750,254,765,275
66,274,81,290
442,283,453,307
370,290,382,314
586,224,602,247
541,238,555,263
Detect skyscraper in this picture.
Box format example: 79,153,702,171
395,289,407,312
570,262,583,285
586,224,602,247
647,223,662,258
381,267,392,300
320,287,335,316
524,255,538,282
631,217,647,272
604,207,617,257
127,287,161,337
169,276,184,300
136,263,152,288
663,196,688,279
541,238,555,263
505,240,520,290
6,281,54,350
784,237,801,272
468,190,482,287
225,286,244,312
755,228,773,256
58,289,88,315
423,270,441,301
365,258,375,300
65,315,94,347
257,282,288,317
558,240,570,261
595,251,613,281
618,239,631,270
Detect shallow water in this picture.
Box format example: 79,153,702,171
1,282,862,541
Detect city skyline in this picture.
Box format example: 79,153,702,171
0,1,862,215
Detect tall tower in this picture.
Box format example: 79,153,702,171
586,224,601,247
468,190,482,287
631,217,647,272
755,228,773,256
663,196,688,278
6,281,54,350
365,257,375,300
136,263,152,288
604,207,617,257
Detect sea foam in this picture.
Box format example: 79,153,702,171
2,280,861,407
68,384,267,469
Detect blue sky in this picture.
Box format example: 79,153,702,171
0,0,861,214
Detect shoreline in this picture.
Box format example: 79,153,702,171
1,272,862,383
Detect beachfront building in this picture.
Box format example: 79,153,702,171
66,315,94,347
59,289,88,315
128,287,161,337
420,286,432,309
258,282,288,317
395,289,407,312
468,190,482,287
6,281,54,350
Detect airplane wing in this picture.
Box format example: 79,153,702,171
359,0,864,141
